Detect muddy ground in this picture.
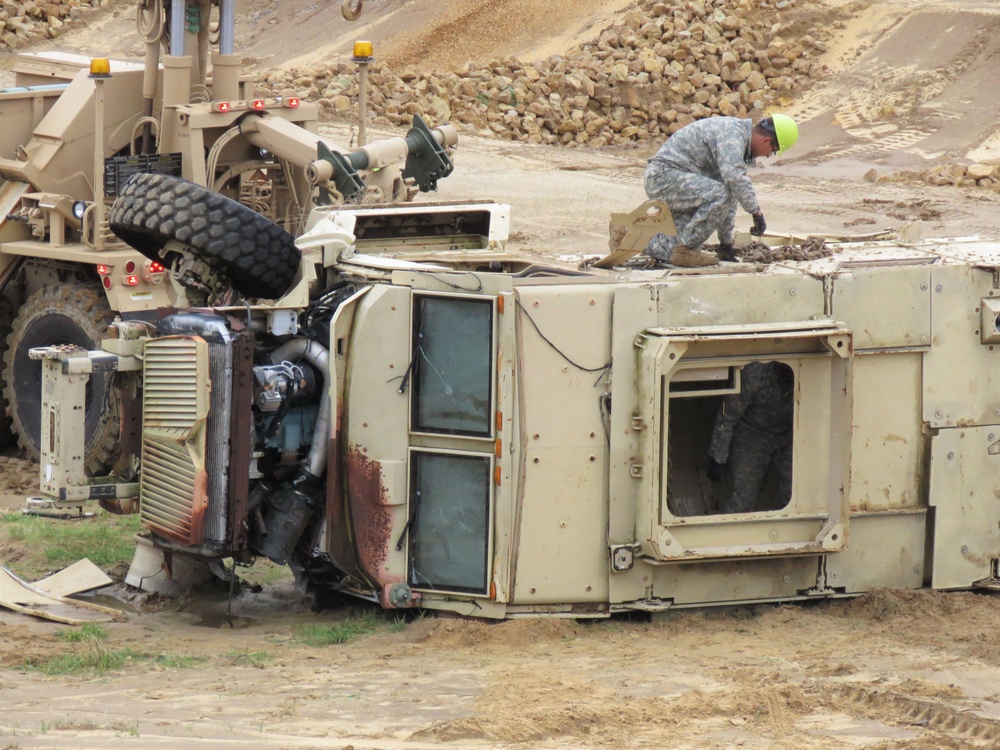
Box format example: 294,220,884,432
6,0,1000,748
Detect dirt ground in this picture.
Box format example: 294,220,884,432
5,0,1000,748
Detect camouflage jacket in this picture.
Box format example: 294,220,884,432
648,117,761,215
709,361,794,463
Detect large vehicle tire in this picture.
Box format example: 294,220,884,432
0,297,14,450
109,172,301,300
3,284,120,474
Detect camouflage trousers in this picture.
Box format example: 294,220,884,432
643,163,738,261
721,423,792,514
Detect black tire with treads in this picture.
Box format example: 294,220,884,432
109,172,300,300
3,284,120,474
0,296,15,450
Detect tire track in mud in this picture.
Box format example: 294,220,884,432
833,685,1000,748
792,126,935,167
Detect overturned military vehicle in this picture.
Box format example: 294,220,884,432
30,189,1000,618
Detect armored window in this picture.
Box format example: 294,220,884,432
407,451,491,594
410,294,493,437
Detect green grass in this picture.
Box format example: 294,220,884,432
0,510,142,580
223,648,272,668
26,621,198,675
25,645,139,675
388,615,409,633
293,611,382,646
56,622,108,643
234,558,292,587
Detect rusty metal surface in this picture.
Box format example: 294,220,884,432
117,383,142,466
325,404,361,577
346,445,393,586
227,330,254,551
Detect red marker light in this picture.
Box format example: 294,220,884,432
96,264,110,275
125,275,139,286
124,260,136,274
102,276,112,289
284,97,300,108
251,99,266,110
141,260,167,284
212,101,232,113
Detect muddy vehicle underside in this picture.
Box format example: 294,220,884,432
30,194,1000,618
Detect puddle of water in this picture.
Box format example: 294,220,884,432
77,592,137,613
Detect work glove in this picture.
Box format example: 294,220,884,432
717,243,736,262
750,211,767,237
706,458,726,484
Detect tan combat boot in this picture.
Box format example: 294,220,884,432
670,245,720,267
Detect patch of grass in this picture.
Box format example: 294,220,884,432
56,622,107,643
53,719,98,732
25,647,139,675
234,558,291,587
0,510,142,580
223,648,272,668
388,616,408,633
293,611,381,646
28,621,200,675
110,721,139,737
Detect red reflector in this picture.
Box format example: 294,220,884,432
96,264,110,275
102,276,112,289
125,275,139,286
124,260,136,274
285,97,300,108
251,99,266,110
213,101,232,113
149,262,165,273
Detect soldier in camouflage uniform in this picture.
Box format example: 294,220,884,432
644,115,797,267
707,361,794,514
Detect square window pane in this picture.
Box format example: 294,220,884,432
408,452,490,594
411,296,493,436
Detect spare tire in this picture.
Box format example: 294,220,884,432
109,172,301,300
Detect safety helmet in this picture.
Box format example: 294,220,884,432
762,113,799,154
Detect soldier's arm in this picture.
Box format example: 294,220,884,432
708,387,753,463
711,129,761,215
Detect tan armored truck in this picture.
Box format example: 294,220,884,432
28,186,1000,618
0,0,452,474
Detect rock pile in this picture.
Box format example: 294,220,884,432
0,0,100,50
870,163,1000,194
256,0,831,146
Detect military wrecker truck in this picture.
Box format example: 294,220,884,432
27,173,1000,617
0,0,453,474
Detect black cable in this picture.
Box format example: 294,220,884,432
398,303,428,394
226,563,237,629
516,299,611,374
426,273,484,293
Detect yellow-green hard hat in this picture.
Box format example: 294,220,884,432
767,113,798,153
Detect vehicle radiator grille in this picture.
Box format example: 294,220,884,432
140,337,210,545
